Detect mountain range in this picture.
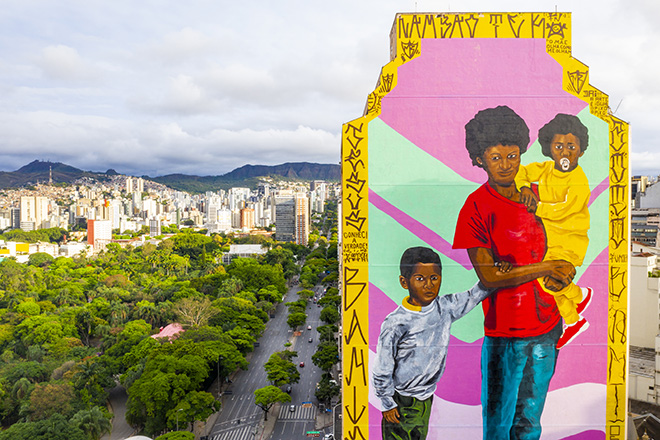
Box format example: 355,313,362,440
0,160,341,193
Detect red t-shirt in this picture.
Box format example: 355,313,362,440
452,183,560,338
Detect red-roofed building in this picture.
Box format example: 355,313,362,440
151,323,184,341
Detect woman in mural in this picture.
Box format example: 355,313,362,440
452,105,576,440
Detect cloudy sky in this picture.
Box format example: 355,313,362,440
0,0,657,177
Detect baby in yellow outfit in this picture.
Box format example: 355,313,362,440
516,113,593,349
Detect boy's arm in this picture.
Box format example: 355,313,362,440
443,281,493,321
372,322,401,412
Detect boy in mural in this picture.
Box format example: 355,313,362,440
372,246,495,440
516,113,593,349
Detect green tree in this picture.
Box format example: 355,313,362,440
321,272,338,286
173,297,216,328
315,373,340,405
134,300,158,326
75,308,97,346
318,294,341,308
27,252,55,267
29,382,76,421
227,258,286,295
256,285,282,304
317,324,338,342
0,413,86,440
262,247,298,280
16,299,41,316
126,353,209,435
320,306,340,325
287,312,307,330
264,351,300,386
285,300,306,314
120,320,152,339
254,385,291,421
312,341,339,372
298,289,314,301
166,391,219,431
70,406,112,440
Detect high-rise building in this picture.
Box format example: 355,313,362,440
295,192,309,246
87,219,112,250
20,196,49,231
240,208,255,230
10,208,20,229
275,192,295,242
149,218,161,236
217,209,232,231
229,188,251,211
206,196,221,224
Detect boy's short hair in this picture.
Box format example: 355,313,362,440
538,113,589,157
400,247,442,279
465,105,531,168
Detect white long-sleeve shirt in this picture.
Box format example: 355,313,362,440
372,282,490,411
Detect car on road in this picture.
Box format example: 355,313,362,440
324,435,334,440
308,337,313,343
286,385,292,393
289,404,296,412
307,325,312,330
299,361,305,367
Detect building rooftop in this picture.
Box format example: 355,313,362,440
631,346,656,378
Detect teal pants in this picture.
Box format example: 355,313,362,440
381,392,433,440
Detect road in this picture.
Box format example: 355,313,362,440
268,284,327,440
208,284,327,440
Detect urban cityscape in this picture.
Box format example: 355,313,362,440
0,165,342,440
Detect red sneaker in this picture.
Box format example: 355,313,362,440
557,318,589,349
576,287,593,315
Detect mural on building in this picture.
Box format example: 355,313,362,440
341,12,628,440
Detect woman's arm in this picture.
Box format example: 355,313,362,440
467,247,575,290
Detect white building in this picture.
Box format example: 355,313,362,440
60,242,89,257
630,252,660,348
629,244,660,404
221,244,268,264
149,218,161,236
87,219,112,250
20,196,49,230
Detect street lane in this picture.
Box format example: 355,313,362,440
268,285,327,439
208,285,303,439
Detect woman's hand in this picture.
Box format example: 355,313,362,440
383,407,400,424
468,248,576,290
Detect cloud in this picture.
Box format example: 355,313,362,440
37,45,96,81
0,110,338,176
0,0,657,177
153,27,217,65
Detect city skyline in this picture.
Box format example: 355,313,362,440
0,1,658,176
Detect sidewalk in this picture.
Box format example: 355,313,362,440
253,402,281,440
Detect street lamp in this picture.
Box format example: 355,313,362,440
217,355,223,397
